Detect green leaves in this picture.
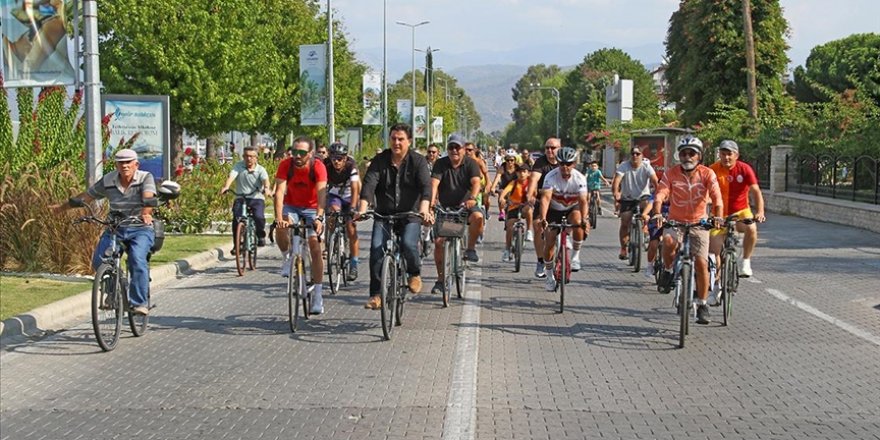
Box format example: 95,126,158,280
790,33,880,106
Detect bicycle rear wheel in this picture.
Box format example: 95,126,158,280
442,240,452,308
234,221,247,276
395,266,406,326
92,264,123,351
327,231,342,295
247,224,257,270
678,262,692,348
379,255,396,340
721,252,737,326
513,227,523,273
125,276,149,337
631,219,643,272
287,256,301,332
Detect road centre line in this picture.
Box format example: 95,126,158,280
766,288,880,347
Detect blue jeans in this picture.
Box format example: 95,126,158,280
232,198,266,239
369,219,421,296
92,227,155,308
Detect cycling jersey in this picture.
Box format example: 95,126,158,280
710,161,757,216
323,156,359,200
542,168,587,211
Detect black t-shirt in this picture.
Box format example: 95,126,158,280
323,156,357,188
532,155,559,190
498,168,517,192
432,156,481,207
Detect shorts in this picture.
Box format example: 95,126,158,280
506,206,528,220
282,205,319,238
618,199,642,214
328,193,353,213
710,207,754,236
546,207,575,225
648,220,663,241
663,225,710,260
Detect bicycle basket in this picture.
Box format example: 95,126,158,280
150,219,165,254
434,211,467,238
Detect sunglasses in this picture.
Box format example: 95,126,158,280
447,144,463,150
427,150,439,154
678,150,698,157
466,148,475,152
505,159,516,162
291,149,309,157
559,161,575,167
544,146,558,150
331,155,346,161
631,152,642,156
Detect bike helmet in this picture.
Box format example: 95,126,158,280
677,135,703,154
329,142,348,156
556,146,578,163
505,148,518,158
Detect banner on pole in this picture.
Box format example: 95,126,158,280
414,106,427,139
1,0,77,87
362,73,381,125
431,117,444,144
396,99,411,124
102,95,171,181
299,44,327,126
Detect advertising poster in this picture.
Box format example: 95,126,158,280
362,73,381,125
299,44,327,126
413,106,427,139
631,135,667,180
102,95,171,181
431,117,443,144
396,99,411,124
1,0,77,87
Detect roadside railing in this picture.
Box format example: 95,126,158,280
744,151,771,190
785,153,880,205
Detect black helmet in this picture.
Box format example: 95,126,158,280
329,142,348,156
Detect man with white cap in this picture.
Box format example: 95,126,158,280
52,148,157,316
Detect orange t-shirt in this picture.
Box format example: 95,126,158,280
504,178,529,207
710,161,758,216
655,165,722,223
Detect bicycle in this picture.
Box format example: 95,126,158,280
504,202,528,273
227,189,260,276
360,210,422,340
70,199,165,352
717,214,755,326
545,215,584,313
663,219,712,348
434,206,469,308
420,223,434,261
627,195,651,272
588,189,601,229
285,214,314,333
325,210,352,295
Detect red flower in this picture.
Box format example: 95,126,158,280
184,147,193,156
191,158,198,165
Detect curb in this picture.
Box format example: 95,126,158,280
0,247,227,345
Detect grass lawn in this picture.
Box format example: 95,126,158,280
0,234,230,321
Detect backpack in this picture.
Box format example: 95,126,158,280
286,157,317,183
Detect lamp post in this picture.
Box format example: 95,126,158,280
530,83,560,138
396,20,429,148
327,0,335,143
416,47,439,145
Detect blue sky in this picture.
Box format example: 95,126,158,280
331,0,880,77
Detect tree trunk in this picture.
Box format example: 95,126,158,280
171,123,184,169
250,132,258,149
742,0,758,121
206,134,222,160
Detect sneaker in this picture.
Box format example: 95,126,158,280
364,295,382,309
464,249,479,262
526,230,534,242
257,238,266,247
618,248,628,260
280,253,291,277
498,211,506,222
566,236,573,250
347,264,358,281
696,304,711,324
477,235,484,244
544,272,557,292
643,263,654,279
534,262,546,278
740,259,753,278
310,291,324,315
132,306,150,316
708,283,721,306
431,281,445,295
501,249,511,262
571,257,582,272
408,275,422,294
658,270,673,293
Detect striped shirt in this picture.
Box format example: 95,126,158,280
87,170,157,225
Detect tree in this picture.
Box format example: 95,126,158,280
665,0,789,127
503,64,563,148
789,33,880,106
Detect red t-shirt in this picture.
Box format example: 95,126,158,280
275,158,328,209
710,161,757,215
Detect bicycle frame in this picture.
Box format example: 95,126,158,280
286,215,311,332
434,207,469,306
546,216,579,313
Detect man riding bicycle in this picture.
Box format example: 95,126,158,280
527,137,562,278
357,124,432,310
323,141,362,281
275,136,328,315
708,140,766,279
430,133,484,295
536,146,591,291
612,146,658,261
646,136,723,325
220,146,272,248
51,149,157,316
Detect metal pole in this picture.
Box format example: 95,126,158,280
83,0,101,185
382,0,387,152
327,0,336,143
396,21,429,148
554,88,560,139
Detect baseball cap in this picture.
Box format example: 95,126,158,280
719,140,739,154
447,133,465,148
114,148,138,162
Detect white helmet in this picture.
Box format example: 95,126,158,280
505,148,518,158
677,135,703,154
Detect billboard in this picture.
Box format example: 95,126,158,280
413,106,426,139
396,99,411,124
362,72,381,125
299,44,327,126
431,117,444,144
1,0,77,87
102,95,171,181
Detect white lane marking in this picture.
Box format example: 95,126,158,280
766,288,880,347
442,254,481,440
745,277,763,284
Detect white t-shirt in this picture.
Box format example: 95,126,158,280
542,168,588,211
615,160,656,201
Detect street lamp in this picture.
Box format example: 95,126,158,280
530,82,560,138
416,47,439,144
327,0,335,143
396,20,429,148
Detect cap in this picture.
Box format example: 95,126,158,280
719,140,739,153
114,148,138,162
447,133,465,148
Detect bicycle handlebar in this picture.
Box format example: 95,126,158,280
663,219,714,230
358,210,423,222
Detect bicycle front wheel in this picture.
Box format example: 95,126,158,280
379,255,396,340
589,199,598,229
287,256,302,332
442,240,453,308
557,240,567,313
327,231,342,295
92,264,123,351
721,252,737,326
513,227,523,273
678,262,692,348
631,220,643,272
234,221,247,276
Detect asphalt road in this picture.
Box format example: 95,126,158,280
2,200,879,440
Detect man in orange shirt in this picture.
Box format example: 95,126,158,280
709,140,766,278
646,136,723,325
